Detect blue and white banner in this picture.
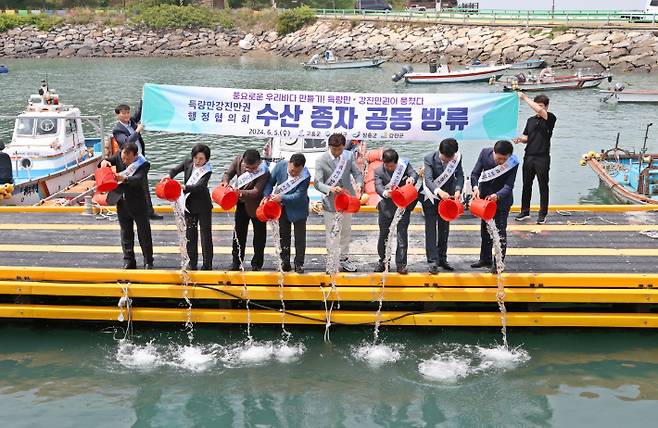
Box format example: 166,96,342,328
142,83,518,142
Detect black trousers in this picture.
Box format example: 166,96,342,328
142,177,156,216
422,200,450,265
378,209,412,268
521,155,550,216
117,199,153,265
185,210,213,269
479,208,509,264
232,202,266,269
279,207,306,266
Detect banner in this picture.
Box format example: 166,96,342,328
142,83,518,142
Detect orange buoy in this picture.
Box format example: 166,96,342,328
256,199,282,222
390,183,418,209
438,198,465,222
334,191,361,213
95,167,118,193
366,149,383,163
469,198,497,221
155,177,182,202
211,185,239,210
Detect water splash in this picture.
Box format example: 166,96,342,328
321,212,344,342
170,344,218,372
172,201,194,342
220,340,306,367
231,225,253,343
418,354,472,382
485,219,508,349
269,219,292,341
353,342,404,368
116,339,162,370
373,207,405,342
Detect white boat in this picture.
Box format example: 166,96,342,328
510,59,547,70
401,64,511,84
0,83,104,206
499,69,612,92
601,84,658,103
303,51,389,70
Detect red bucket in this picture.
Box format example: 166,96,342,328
211,185,239,210
155,177,182,202
334,191,361,213
256,199,282,222
470,198,497,221
390,183,418,209
438,198,464,222
95,167,118,193
92,192,108,206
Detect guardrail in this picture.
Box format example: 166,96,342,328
314,8,658,25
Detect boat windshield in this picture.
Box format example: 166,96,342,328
16,118,59,136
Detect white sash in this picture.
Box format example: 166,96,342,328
422,152,461,202
121,122,143,156
275,167,310,196
479,154,519,183
387,159,409,189
235,161,268,189
176,163,212,212
117,155,146,179
326,151,351,187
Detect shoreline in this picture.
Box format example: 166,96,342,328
2,19,658,72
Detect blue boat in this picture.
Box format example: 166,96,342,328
0,65,8,74
584,125,658,205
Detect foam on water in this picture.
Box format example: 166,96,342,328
220,340,306,367
170,344,218,372
418,355,472,382
353,343,403,367
116,340,162,370
477,345,531,369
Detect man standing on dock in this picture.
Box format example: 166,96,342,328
374,148,419,275
264,153,311,274
221,149,270,271
315,133,364,272
513,92,557,225
421,138,464,274
470,140,519,273
113,100,163,220
100,142,154,270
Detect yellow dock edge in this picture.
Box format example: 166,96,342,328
3,281,658,303
0,204,656,214
2,305,658,327
0,266,656,288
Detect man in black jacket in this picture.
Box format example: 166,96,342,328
100,142,154,270
113,100,162,220
0,142,12,184
513,92,557,225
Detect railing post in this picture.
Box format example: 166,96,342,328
526,10,529,28
607,12,610,25
492,11,495,24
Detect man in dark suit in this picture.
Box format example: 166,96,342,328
374,148,418,275
113,101,162,220
264,153,310,274
0,142,13,184
169,144,213,271
421,138,464,274
470,140,519,273
100,142,154,270
221,149,270,271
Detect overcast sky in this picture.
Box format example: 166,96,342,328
476,0,647,10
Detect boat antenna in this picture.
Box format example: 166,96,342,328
614,132,620,151
638,123,652,179
642,123,652,154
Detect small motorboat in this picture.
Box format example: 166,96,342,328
582,124,658,205
601,83,658,103
510,59,547,70
393,61,511,84
498,67,612,92
0,65,8,74
303,50,389,70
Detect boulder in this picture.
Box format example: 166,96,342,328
550,33,577,45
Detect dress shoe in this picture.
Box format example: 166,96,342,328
201,265,213,271
515,212,530,221
294,264,304,274
428,264,439,274
281,262,292,272
374,261,386,273
144,263,153,270
252,265,262,272
439,261,455,272
339,259,358,272
185,264,197,271
537,214,547,224
149,213,164,220
397,265,408,275
123,261,137,270
229,263,241,271
470,260,493,269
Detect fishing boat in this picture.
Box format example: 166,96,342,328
498,68,612,92
510,59,547,70
582,124,658,205
395,63,511,84
0,82,104,206
601,83,658,103
302,51,389,70
0,65,8,74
